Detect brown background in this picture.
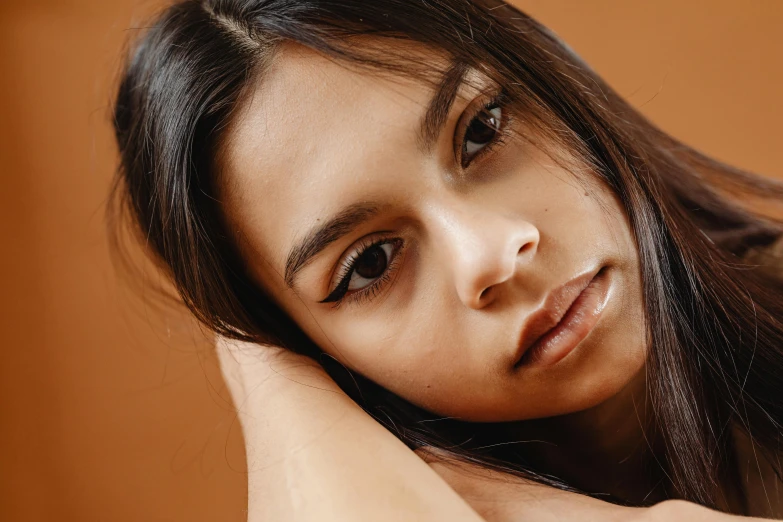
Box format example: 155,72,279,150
1,1,781,520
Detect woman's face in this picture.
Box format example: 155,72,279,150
219,43,647,422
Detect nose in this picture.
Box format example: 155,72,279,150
438,205,540,310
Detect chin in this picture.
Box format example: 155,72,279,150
496,338,647,422
522,345,647,421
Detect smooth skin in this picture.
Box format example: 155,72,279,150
215,42,779,518
218,41,655,501
219,43,647,423
216,337,766,521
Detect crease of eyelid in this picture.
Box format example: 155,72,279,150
284,203,382,288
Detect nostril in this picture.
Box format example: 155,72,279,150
479,287,491,301
518,242,534,255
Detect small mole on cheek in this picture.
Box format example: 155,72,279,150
584,191,589,197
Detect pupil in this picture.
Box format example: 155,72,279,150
466,108,499,144
355,245,388,279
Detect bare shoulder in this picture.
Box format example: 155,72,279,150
416,447,643,522
645,500,771,521
417,447,776,522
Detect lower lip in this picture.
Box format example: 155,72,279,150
517,268,611,368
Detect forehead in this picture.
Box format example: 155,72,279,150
219,44,443,263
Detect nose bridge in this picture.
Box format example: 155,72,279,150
428,195,539,309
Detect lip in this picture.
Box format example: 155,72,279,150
513,266,610,369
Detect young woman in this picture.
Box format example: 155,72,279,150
111,0,783,520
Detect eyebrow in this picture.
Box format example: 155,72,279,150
284,203,381,288
283,63,468,289
417,61,469,154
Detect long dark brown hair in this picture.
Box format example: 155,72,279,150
110,0,783,511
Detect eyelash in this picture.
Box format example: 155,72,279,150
320,236,405,308
321,90,510,308
456,88,511,168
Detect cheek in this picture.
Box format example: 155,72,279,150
320,311,445,383
523,159,640,276
310,309,498,416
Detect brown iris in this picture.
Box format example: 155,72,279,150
355,244,388,279
466,105,501,145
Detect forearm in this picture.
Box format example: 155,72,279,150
222,345,485,522
218,340,771,522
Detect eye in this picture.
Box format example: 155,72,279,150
466,106,503,155
320,238,404,305
347,242,393,291
463,103,502,166
456,92,509,169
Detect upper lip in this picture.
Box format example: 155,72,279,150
513,266,602,366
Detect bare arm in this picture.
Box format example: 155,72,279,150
217,337,771,522
216,337,487,522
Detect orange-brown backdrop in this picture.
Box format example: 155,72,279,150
1,1,781,520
